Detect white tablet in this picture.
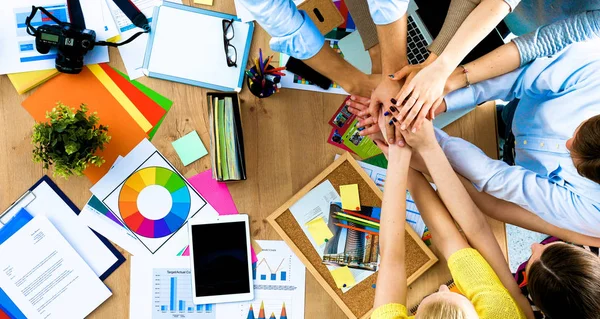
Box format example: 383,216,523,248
188,214,254,304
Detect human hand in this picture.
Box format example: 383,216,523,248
366,78,403,144
398,118,438,152
393,59,453,132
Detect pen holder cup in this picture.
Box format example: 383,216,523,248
246,65,280,99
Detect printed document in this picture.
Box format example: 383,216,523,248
0,215,112,319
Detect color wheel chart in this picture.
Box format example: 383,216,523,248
119,167,191,238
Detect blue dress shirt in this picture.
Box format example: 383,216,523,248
441,40,600,236
236,0,408,59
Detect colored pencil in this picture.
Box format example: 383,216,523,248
259,49,264,75
335,223,379,236
333,215,379,229
265,66,286,73
264,56,272,72
342,210,380,223
254,58,261,76
335,212,380,227
266,71,285,76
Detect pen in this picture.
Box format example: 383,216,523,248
334,223,379,236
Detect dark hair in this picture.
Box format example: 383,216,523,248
528,243,600,319
572,114,600,184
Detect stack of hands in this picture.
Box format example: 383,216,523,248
346,58,451,152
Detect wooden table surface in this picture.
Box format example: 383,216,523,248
0,1,504,318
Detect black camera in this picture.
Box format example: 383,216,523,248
35,24,96,74
25,3,149,75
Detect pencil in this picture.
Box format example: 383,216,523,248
342,210,380,223
265,66,286,73
259,49,264,75
266,71,285,76
254,58,261,76
333,215,379,229
336,212,380,227
335,223,379,236
264,56,272,72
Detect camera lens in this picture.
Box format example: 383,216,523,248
55,52,84,74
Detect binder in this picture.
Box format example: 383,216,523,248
143,2,254,92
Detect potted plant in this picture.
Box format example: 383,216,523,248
32,103,111,178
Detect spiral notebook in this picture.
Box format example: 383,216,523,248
143,2,254,92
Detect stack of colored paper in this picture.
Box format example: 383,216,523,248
22,64,173,183
207,93,247,182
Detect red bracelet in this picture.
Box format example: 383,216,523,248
460,65,471,88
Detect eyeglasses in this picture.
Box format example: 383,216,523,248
222,19,237,67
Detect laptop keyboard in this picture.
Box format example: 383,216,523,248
407,15,430,65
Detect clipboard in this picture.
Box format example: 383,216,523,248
143,2,254,92
0,176,125,281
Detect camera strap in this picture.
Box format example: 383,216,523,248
95,0,151,47
26,0,150,48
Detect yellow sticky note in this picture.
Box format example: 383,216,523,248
306,217,334,245
330,266,356,289
194,0,213,5
340,184,361,211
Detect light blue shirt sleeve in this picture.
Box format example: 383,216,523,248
365,0,409,25
434,128,596,236
444,66,526,113
513,10,600,66
237,0,325,59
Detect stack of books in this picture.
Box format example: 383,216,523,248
207,92,247,182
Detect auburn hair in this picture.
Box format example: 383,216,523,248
528,243,600,318
572,114,600,184
417,299,467,319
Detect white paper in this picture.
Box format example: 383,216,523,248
129,256,217,319
218,240,306,319
106,0,180,79
0,215,112,319
145,4,250,90
79,196,150,256
289,180,341,257
0,0,109,75
0,181,119,278
91,139,218,256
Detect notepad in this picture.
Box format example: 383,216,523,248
340,184,361,211
306,217,334,245
172,131,208,166
143,2,254,92
330,266,356,289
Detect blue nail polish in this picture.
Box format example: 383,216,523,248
383,111,390,116
389,120,394,125
357,127,364,131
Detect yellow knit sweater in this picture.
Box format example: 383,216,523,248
371,248,527,319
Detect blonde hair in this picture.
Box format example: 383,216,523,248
416,299,468,319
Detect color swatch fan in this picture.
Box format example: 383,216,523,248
91,139,218,255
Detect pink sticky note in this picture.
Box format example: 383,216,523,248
186,169,258,263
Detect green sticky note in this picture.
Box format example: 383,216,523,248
113,68,173,140
171,131,208,166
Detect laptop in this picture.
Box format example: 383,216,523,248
406,0,434,65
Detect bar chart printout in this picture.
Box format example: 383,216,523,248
219,240,306,319
153,268,215,319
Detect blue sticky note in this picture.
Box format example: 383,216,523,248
171,131,208,166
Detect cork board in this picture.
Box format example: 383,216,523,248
266,153,438,319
